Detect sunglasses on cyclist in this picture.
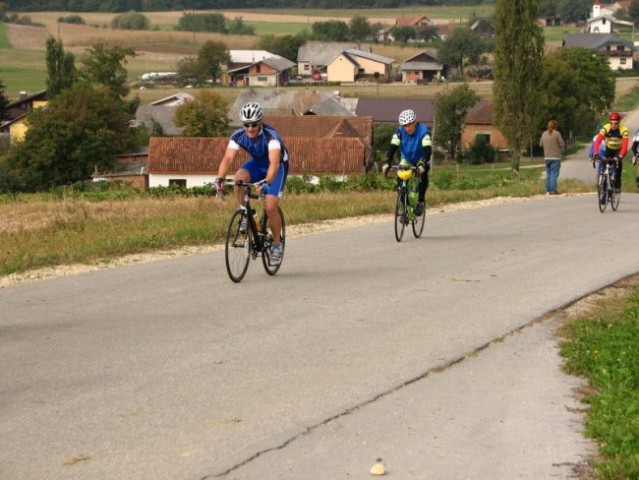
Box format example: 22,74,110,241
243,123,260,129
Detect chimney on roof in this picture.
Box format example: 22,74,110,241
19,91,27,100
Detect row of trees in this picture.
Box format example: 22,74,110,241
2,0,488,13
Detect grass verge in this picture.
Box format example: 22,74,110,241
559,276,639,479
0,166,559,276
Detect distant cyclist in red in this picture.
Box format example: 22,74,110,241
592,111,629,190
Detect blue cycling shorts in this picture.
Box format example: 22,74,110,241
240,158,289,197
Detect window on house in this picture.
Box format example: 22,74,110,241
304,65,310,71
621,57,627,64
169,179,186,188
257,76,267,82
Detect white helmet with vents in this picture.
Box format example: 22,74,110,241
398,109,416,126
240,102,263,124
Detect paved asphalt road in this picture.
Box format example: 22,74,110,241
2,190,639,479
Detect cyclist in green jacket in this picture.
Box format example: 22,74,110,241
382,109,432,216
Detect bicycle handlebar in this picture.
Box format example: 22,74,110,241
384,164,418,179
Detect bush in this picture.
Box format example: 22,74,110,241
466,135,496,165
111,12,150,30
58,15,85,24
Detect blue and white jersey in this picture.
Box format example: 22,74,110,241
390,122,432,166
228,123,289,167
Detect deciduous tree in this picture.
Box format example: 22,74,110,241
197,40,230,84
174,90,230,137
5,84,137,191
434,82,480,160
438,27,489,73
78,43,135,99
538,48,613,138
256,33,308,62
349,15,371,41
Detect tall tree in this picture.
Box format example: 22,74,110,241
78,43,135,99
493,0,545,173
434,82,480,160
45,36,75,98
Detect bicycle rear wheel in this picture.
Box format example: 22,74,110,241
611,187,621,211
394,190,407,242
412,203,425,238
597,174,607,212
262,206,285,275
225,209,252,283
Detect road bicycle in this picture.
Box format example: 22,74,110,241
595,156,621,212
221,180,286,283
388,165,425,242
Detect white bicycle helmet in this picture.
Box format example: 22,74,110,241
239,102,263,124
398,109,416,126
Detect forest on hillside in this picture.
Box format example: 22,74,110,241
3,0,494,13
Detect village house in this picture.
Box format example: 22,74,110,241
461,100,508,152
297,42,372,78
0,90,48,144
398,50,444,84
325,49,395,83
563,33,634,70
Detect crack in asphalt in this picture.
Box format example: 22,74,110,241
200,341,494,479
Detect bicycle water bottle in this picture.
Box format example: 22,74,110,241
252,211,261,232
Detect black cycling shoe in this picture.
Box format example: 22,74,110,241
415,202,424,216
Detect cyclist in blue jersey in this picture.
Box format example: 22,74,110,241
216,102,289,265
588,125,606,161
382,109,432,216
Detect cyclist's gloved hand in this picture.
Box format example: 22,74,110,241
215,178,225,192
613,156,621,163
260,181,271,195
593,154,601,162
417,165,425,175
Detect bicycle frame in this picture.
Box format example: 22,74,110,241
223,180,286,282
390,165,425,242
596,157,621,213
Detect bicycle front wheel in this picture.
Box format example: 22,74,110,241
262,206,285,276
597,174,607,213
394,190,407,242
611,187,621,211
412,203,425,238
225,209,252,283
